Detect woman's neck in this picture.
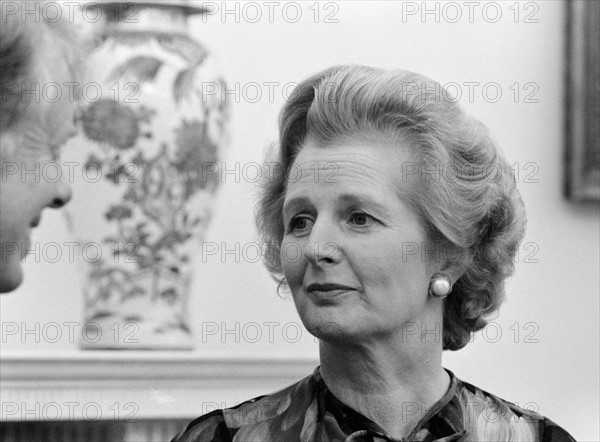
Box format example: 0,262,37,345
319,336,449,439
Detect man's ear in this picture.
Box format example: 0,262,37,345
0,130,18,161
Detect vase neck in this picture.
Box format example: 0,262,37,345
104,4,191,34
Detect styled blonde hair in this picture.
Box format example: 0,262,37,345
256,65,526,351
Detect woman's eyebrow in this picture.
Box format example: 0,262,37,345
282,197,311,218
338,193,388,213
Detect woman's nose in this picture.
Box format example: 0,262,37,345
306,241,340,265
49,180,72,209
304,219,341,265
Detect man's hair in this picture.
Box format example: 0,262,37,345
0,0,84,133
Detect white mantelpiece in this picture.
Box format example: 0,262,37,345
0,352,318,422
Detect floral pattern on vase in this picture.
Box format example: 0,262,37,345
66,2,228,349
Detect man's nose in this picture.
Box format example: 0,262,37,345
49,180,72,209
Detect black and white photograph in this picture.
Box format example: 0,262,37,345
1,1,598,441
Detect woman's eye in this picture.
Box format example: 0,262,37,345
349,212,374,226
288,216,313,233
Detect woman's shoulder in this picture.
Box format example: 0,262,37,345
170,370,576,442
454,376,576,442
170,372,317,442
170,409,231,442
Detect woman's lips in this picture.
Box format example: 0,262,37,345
309,289,354,298
305,283,358,299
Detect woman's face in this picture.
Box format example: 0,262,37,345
281,138,443,344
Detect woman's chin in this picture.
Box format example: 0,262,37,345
298,301,365,342
303,316,363,343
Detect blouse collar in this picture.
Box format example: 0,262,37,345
312,366,466,442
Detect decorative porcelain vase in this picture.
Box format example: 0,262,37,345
66,1,228,349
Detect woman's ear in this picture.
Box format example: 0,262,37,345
438,247,472,285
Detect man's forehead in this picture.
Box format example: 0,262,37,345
20,89,77,148
48,102,77,145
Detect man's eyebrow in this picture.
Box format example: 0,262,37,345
51,126,78,146
67,127,78,139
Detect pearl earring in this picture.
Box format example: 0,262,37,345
429,273,452,299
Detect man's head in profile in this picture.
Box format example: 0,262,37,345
0,0,83,293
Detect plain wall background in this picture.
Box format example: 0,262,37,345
1,1,598,440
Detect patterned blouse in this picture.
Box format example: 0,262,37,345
171,367,575,442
